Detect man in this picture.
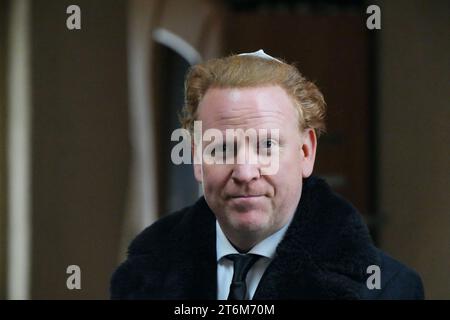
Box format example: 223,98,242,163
110,50,424,299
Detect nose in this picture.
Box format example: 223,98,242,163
231,163,261,184
231,148,261,184
230,139,261,183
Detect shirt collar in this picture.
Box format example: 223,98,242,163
216,218,292,262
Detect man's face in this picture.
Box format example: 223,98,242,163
194,85,316,249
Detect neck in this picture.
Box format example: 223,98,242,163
223,225,282,253
229,237,259,253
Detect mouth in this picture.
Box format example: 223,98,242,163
228,194,267,204
226,194,268,212
230,194,264,199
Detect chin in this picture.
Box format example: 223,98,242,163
226,209,271,233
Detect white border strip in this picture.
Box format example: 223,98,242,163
7,0,32,300
152,28,202,65
119,0,159,258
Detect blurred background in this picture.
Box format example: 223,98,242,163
0,0,448,299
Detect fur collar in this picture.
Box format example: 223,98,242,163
122,176,379,299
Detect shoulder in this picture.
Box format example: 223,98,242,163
361,249,425,299
110,197,215,299
126,195,214,255
127,206,190,255
110,199,204,299
303,177,424,300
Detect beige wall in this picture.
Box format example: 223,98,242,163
30,0,129,298
378,0,450,299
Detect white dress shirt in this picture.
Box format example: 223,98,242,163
216,220,291,300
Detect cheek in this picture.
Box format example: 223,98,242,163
272,154,303,192
202,165,230,194
279,147,303,174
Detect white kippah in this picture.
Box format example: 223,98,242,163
237,49,283,63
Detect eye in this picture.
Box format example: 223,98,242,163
216,142,235,161
210,143,228,155
259,139,274,149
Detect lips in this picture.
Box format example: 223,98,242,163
230,194,263,198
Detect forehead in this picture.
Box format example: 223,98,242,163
197,86,299,131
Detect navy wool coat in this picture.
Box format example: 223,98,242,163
110,177,424,299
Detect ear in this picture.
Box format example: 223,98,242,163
194,164,203,183
192,140,203,183
300,128,317,178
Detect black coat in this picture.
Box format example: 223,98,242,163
110,177,424,299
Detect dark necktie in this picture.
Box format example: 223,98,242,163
226,254,261,300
